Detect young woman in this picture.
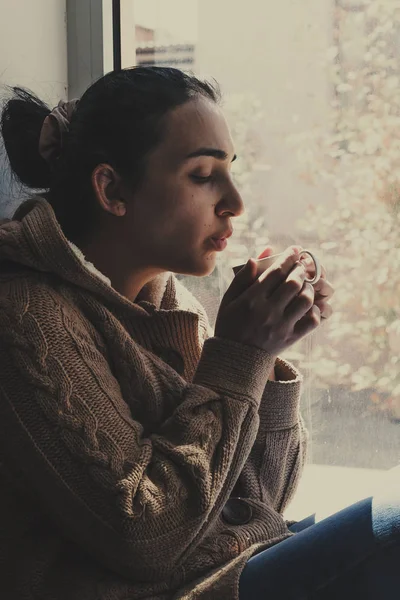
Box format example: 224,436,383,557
0,67,398,600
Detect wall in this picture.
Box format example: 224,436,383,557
0,0,67,103
0,0,68,216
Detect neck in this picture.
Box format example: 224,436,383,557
77,234,164,301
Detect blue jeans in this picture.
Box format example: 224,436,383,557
239,484,400,599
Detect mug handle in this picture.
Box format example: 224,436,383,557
299,250,321,285
232,249,322,285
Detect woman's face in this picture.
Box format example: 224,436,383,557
122,96,244,276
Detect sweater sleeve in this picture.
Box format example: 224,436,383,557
232,358,308,514
190,287,308,515
0,280,274,582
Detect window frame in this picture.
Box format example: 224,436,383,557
66,0,115,98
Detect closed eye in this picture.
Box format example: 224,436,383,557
191,174,213,184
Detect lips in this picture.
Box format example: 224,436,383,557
210,229,233,252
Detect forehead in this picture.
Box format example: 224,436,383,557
156,96,234,161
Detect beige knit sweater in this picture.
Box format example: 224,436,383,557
0,198,307,600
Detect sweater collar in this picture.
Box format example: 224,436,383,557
0,197,176,315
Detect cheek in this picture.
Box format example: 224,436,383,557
133,181,216,243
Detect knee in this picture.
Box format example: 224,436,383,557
372,475,400,544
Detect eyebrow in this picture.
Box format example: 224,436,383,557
185,147,237,162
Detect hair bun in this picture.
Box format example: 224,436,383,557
1,87,53,189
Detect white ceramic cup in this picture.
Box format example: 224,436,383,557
232,249,322,285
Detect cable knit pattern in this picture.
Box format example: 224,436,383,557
0,198,307,600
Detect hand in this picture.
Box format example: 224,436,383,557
311,267,334,319
215,246,321,355
298,253,334,320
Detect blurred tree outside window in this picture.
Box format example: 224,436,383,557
284,0,400,423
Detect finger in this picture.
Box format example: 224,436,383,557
314,278,334,299
293,304,321,340
315,300,333,320
223,259,258,305
265,263,308,314
299,255,315,279
247,247,301,300
257,246,274,259
284,282,315,326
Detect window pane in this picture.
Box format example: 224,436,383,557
128,0,400,518
133,0,197,69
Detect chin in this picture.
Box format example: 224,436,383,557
195,254,218,276
175,255,217,277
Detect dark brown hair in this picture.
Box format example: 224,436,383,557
1,67,220,239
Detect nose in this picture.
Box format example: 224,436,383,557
216,180,245,218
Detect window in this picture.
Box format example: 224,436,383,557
131,0,197,69
119,0,400,520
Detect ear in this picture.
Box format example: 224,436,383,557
91,163,127,217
